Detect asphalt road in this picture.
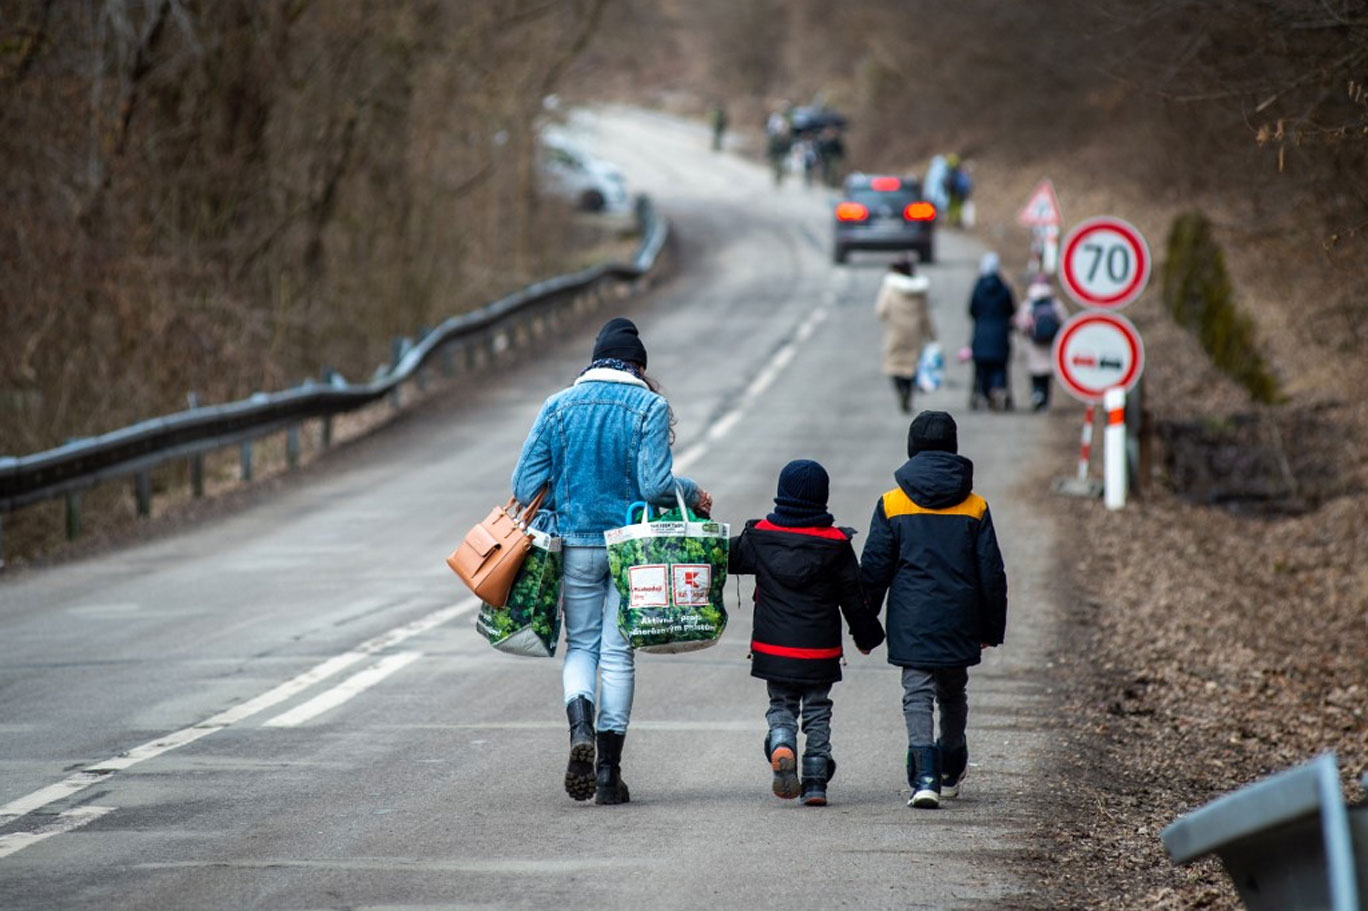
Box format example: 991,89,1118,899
0,109,1064,910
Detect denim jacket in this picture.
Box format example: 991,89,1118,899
512,367,700,547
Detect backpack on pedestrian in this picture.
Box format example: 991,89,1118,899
1030,297,1061,345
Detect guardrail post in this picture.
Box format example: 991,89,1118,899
322,416,333,448
240,441,253,482
65,493,81,540
191,454,205,497
134,471,151,517
286,426,301,470
0,515,6,568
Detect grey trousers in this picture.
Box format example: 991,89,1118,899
901,666,968,749
766,681,834,760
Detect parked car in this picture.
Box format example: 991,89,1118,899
831,173,937,264
538,130,629,213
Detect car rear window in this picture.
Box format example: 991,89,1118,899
849,188,919,208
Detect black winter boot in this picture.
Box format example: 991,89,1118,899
800,755,836,806
594,731,630,805
939,740,968,799
564,696,595,801
907,744,941,809
764,726,800,799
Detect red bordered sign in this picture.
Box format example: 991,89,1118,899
1052,311,1145,403
1060,216,1151,310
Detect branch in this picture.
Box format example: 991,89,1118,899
538,0,609,100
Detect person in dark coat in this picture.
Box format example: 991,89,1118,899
729,459,885,806
859,411,1008,809
968,252,1016,410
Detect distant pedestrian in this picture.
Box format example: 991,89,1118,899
967,252,1016,410
710,103,729,152
859,411,1008,809
875,257,937,414
729,459,885,806
766,111,791,187
1014,280,1068,411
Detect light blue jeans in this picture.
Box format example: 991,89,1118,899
562,546,635,733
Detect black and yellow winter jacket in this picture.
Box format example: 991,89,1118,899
860,452,1008,669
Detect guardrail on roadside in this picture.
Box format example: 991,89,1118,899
0,195,669,565
1161,752,1367,910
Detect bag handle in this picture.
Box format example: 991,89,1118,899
508,484,549,528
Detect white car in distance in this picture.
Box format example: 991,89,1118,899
539,130,630,213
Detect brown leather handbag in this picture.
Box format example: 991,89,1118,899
446,486,548,608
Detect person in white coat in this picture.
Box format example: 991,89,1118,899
875,258,937,413
1013,280,1069,411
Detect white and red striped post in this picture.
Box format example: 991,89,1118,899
1077,404,1095,481
1104,386,1127,510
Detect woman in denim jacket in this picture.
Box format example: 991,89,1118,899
512,317,712,806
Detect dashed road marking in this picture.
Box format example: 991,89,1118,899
263,651,423,728
0,806,115,860
0,599,476,840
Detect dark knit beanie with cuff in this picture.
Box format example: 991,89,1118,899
767,459,835,528
908,410,959,457
591,317,648,368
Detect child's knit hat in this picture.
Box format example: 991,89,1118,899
908,411,959,456
767,459,834,528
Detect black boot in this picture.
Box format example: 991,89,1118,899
939,740,968,799
907,744,941,809
800,755,836,806
594,731,630,805
564,696,595,801
764,726,800,799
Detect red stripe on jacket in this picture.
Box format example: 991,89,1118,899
754,519,848,540
751,641,844,660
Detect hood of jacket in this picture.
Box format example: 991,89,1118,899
894,451,974,510
745,520,854,589
883,272,930,295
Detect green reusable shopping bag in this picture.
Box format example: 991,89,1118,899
605,488,729,654
475,526,562,657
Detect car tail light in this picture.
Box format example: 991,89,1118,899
835,202,869,222
870,176,901,191
904,202,937,221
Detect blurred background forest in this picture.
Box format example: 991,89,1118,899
4,0,1365,454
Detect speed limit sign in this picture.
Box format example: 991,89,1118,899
1060,216,1151,310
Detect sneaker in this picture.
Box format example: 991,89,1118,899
939,741,968,799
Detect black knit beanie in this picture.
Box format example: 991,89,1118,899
908,410,958,457
591,317,647,368
767,459,834,528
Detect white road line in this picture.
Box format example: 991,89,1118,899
675,305,832,473
263,651,423,728
0,599,476,829
0,806,116,860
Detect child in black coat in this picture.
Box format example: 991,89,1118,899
729,459,885,805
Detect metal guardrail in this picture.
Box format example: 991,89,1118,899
1161,752,1367,910
0,195,668,559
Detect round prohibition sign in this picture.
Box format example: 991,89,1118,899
1052,311,1145,403
1060,216,1151,310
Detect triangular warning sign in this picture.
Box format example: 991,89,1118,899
1017,179,1062,227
